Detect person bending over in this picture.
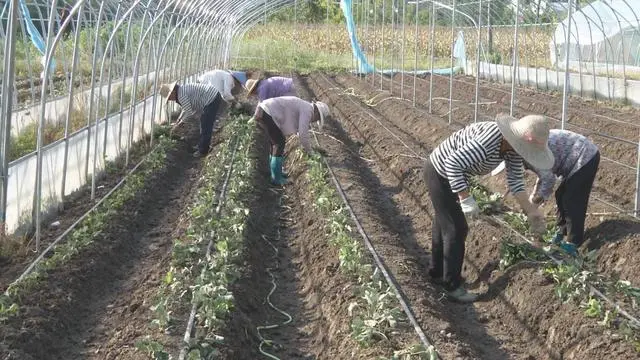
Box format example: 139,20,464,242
245,76,296,102
252,96,329,185
160,81,222,157
197,69,247,107
424,113,553,302
528,129,599,256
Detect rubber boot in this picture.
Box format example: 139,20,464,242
270,156,288,185
559,241,578,257
552,231,564,245
269,154,288,178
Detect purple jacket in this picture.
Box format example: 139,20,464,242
257,77,296,101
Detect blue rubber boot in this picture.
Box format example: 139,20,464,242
270,156,288,185
269,154,288,178
552,231,564,245
559,241,578,257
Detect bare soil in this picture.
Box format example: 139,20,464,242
0,117,208,360
344,73,640,287
300,71,637,359
0,135,157,291
219,91,417,359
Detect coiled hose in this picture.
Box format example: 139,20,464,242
256,194,293,360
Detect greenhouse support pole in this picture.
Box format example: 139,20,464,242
372,0,377,87
294,0,297,73
380,0,386,90
0,0,18,230
428,0,435,113
101,4,123,162
34,0,59,251
636,140,640,218
474,0,481,123
85,2,106,186
448,0,456,124
510,0,520,117
263,0,267,70
561,0,573,130
413,0,419,106
390,0,395,94
61,5,85,206
92,0,144,201
401,0,406,99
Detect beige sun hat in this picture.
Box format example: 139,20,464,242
313,101,330,129
245,78,260,95
159,81,177,105
495,113,554,171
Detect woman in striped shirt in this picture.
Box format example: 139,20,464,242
423,114,554,302
160,81,222,157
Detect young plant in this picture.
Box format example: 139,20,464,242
1,132,175,319
144,114,256,357
303,149,412,352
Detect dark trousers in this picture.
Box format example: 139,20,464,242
260,112,286,156
556,151,600,247
198,94,222,154
423,158,468,291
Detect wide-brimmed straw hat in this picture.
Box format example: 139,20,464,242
313,101,330,129
159,81,177,105
495,113,554,171
245,78,260,95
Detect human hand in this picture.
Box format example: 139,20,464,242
527,208,546,235
459,196,480,219
529,193,544,206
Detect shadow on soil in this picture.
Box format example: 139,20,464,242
584,218,640,251
0,122,204,360
301,73,567,359
220,129,309,359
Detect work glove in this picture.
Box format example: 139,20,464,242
459,196,480,219
529,193,544,206
527,208,546,236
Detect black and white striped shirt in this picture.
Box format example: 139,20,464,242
430,121,525,194
177,83,219,118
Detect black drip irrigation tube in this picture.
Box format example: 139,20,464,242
177,134,240,360
4,138,170,296
311,72,640,330
310,130,440,359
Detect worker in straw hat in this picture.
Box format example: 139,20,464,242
251,96,330,185
197,69,247,107
159,81,222,157
245,76,296,102
423,113,553,303
493,129,600,257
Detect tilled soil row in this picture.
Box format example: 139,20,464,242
220,111,414,359
303,72,637,359
0,114,208,360
334,73,640,289
390,73,640,142
0,138,153,290
353,73,638,210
